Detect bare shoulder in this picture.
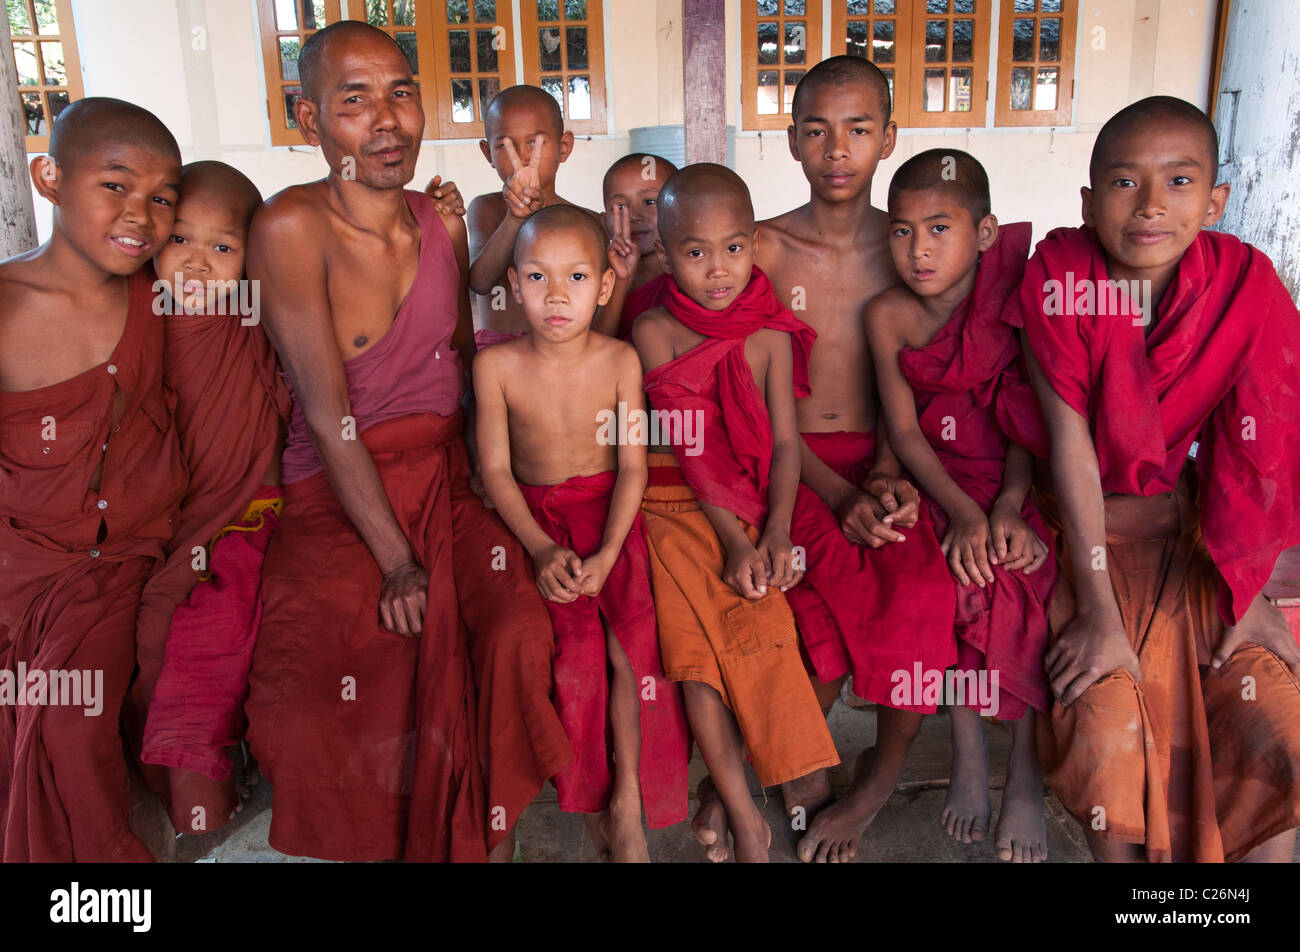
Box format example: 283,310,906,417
251,182,328,241
438,207,469,246
0,251,55,322
756,205,814,259
590,332,641,368
864,285,920,330
752,325,794,354
467,192,506,226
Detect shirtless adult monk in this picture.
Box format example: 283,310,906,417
756,56,958,863
242,21,570,862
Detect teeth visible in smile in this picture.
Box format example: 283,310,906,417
117,237,144,247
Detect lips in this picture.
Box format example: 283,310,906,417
911,268,935,281
823,171,854,186
705,287,732,299
1125,231,1171,245
544,315,571,326
110,234,149,257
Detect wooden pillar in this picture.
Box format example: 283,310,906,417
682,0,726,165
1,16,39,257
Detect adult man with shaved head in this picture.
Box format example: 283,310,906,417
243,21,570,862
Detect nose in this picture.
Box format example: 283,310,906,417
1134,182,1165,219
825,129,850,159
121,191,149,227
183,247,210,275
909,232,929,260
372,95,399,131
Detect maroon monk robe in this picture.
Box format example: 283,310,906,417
896,222,1056,718
0,269,186,861
517,472,690,828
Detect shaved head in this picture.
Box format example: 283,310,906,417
602,152,678,196
485,84,564,141
1090,95,1219,187
179,161,262,227
889,148,990,223
48,97,179,169
791,54,892,124
298,20,407,101
515,203,608,267
657,163,754,243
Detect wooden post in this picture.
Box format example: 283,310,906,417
682,0,726,165
1,15,38,257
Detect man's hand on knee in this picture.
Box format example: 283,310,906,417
1212,594,1300,679
1046,610,1141,707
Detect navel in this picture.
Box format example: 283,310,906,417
353,335,368,349
822,412,839,420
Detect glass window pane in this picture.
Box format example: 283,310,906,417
394,0,415,25
784,0,805,13
538,27,562,70
476,28,498,71
47,89,69,121
568,75,590,119
309,0,326,28
284,85,303,129
952,19,972,61
9,1,32,35
1042,0,1063,10
758,21,779,65
874,0,896,11
873,21,895,63
540,75,564,114
846,21,867,59
926,0,948,12
475,0,496,20
1039,18,1060,61
35,0,59,33
366,0,388,25
452,77,474,122
847,0,867,11
1012,19,1034,61
279,37,301,81
1013,0,1035,10
566,26,587,69
954,0,974,11
883,69,894,112
925,20,947,62
784,70,803,113
566,0,586,18
449,29,471,71
784,21,807,64
757,70,779,114
923,68,946,111
1035,67,1058,110
949,67,972,111
757,0,779,15
14,43,38,85
1009,65,1032,110
446,0,468,24
537,0,560,21
478,77,500,119
22,92,44,135
395,30,418,73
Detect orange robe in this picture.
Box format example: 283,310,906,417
0,269,186,861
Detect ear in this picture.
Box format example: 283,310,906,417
294,98,323,148
479,139,493,166
786,123,800,161
1079,185,1094,228
558,130,575,163
879,120,898,162
654,238,671,275
598,265,616,305
507,264,523,303
1203,181,1231,228
30,155,60,204
977,214,998,253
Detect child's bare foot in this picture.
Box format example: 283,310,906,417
797,747,890,863
606,798,650,863
730,809,772,863
780,768,831,824
994,776,1047,862
941,706,991,843
691,776,730,863
585,811,612,862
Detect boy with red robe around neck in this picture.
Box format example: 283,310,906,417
130,161,289,836
633,164,839,863
1009,96,1300,862
0,97,186,861
596,152,677,340
756,56,958,863
866,149,1057,862
475,205,689,862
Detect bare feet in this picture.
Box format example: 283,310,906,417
994,779,1047,862
606,798,651,863
797,747,891,863
941,707,991,844
781,768,832,831
585,811,612,862
691,776,731,863
730,810,772,864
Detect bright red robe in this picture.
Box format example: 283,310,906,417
617,273,673,340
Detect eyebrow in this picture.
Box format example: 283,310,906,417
338,77,414,92
675,231,749,244
1103,156,1206,172
801,114,875,124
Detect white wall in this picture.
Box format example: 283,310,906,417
30,0,1218,247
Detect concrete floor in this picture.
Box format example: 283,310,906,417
160,699,1102,863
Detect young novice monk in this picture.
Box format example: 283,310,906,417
634,164,840,864
0,98,187,861
1009,96,1300,862
475,205,689,862
756,56,957,863
131,161,289,836
866,150,1057,863
597,152,677,339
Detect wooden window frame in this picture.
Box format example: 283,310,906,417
418,0,515,140
994,0,1076,127
256,0,345,147
740,1,825,132
830,1,913,126
519,1,607,136
10,0,84,153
